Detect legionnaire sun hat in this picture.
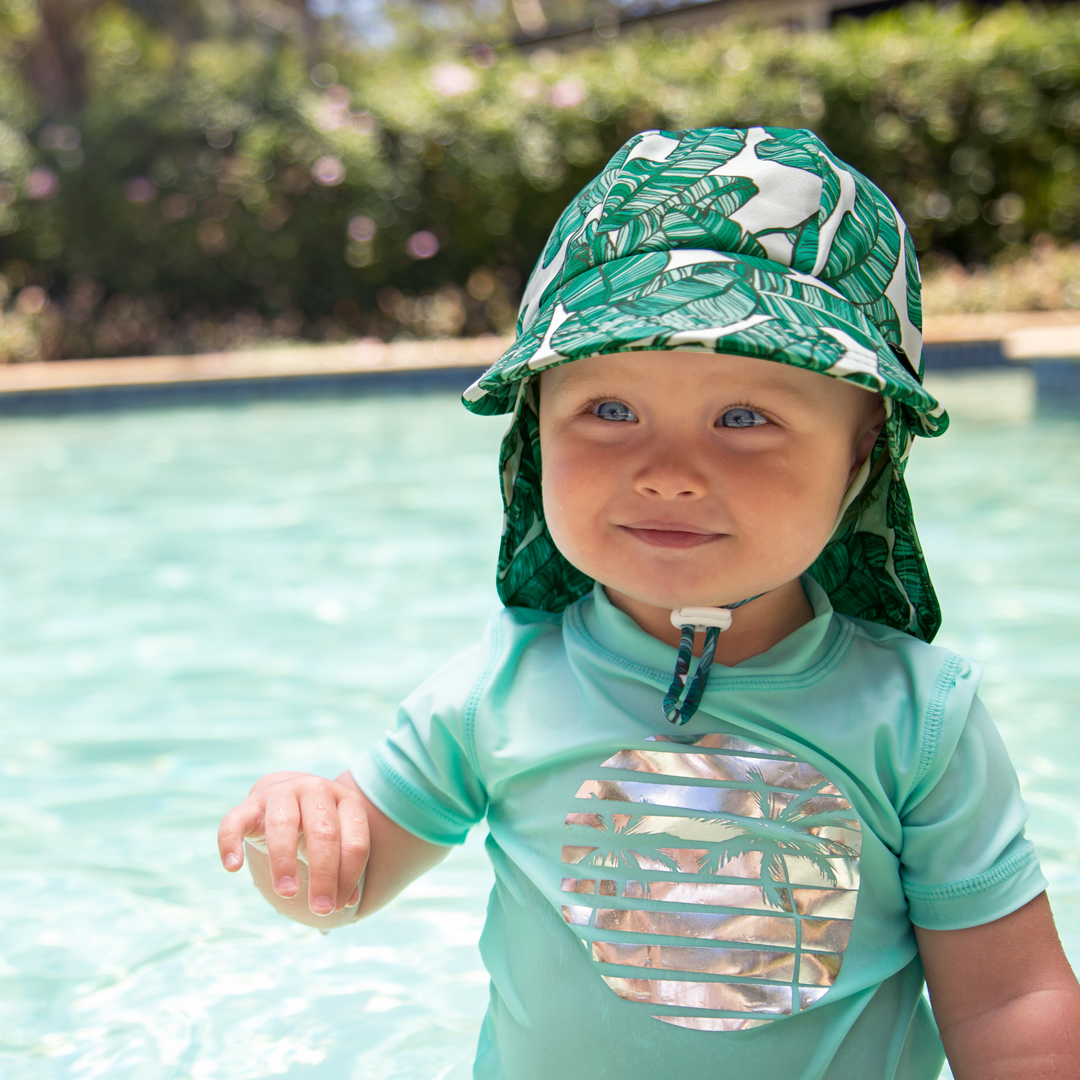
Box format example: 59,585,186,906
463,125,949,655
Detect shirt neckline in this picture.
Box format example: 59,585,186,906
569,574,849,692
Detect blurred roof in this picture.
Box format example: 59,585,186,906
510,0,922,49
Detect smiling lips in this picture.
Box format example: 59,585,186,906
618,522,726,549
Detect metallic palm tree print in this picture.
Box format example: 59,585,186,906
559,732,861,1032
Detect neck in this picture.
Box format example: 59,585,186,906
603,578,815,667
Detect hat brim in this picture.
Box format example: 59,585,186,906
463,249,947,439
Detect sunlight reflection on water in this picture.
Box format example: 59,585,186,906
0,396,504,1079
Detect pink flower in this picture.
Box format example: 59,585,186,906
406,231,439,259
16,285,48,315
348,215,376,242
124,177,157,204
311,156,345,186
548,78,586,109
313,86,351,132
25,167,59,201
429,64,478,98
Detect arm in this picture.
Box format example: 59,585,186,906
218,769,449,930
916,892,1080,1080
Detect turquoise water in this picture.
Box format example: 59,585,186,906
1,387,1078,1078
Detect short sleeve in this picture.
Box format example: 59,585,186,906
900,694,1047,930
351,640,490,847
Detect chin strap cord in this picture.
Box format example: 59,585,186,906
662,597,761,725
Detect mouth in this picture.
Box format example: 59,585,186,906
617,522,726,550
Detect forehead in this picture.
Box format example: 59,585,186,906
539,350,875,408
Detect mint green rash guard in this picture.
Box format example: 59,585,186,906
353,577,1046,1080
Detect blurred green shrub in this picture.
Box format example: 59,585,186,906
1,2,1080,358
922,236,1080,315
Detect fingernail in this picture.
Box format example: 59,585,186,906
311,895,334,916
347,884,361,907
276,876,298,896
224,853,241,871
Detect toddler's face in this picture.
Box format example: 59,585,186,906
538,350,883,614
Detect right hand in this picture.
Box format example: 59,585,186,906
217,771,369,917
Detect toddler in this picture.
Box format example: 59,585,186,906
219,126,1080,1079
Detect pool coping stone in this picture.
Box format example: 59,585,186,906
1,311,1079,414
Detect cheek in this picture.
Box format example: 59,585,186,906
540,441,589,551
733,446,851,548
540,437,617,562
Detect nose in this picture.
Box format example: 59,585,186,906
633,449,707,500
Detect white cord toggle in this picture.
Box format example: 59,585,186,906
670,607,733,632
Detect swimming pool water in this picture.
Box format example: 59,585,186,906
1,387,1078,1078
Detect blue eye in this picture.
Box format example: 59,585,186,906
719,407,768,428
593,400,637,422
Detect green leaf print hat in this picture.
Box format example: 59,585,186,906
463,125,949,652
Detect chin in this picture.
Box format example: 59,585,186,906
606,575,746,612
606,561,797,611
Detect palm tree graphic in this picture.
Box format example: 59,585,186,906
567,771,858,910
564,760,861,1018
693,769,859,912
578,812,681,873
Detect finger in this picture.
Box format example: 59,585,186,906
300,788,341,916
248,770,309,796
263,788,302,898
218,800,265,872
334,789,369,911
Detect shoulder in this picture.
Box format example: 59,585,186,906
482,604,566,661
491,603,566,638
425,605,566,693
836,613,984,783
402,606,568,721
483,603,571,677
449,605,588,732
838,612,979,690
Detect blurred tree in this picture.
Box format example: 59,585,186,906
10,0,330,114
1,1,1079,361
18,0,107,111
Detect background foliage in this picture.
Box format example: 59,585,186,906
2,1,1080,359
